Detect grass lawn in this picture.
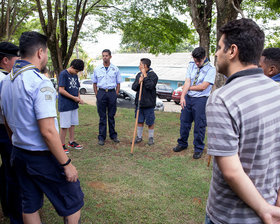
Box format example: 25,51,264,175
0,104,212,224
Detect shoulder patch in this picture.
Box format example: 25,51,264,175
40,86,55,93
45,94,53,101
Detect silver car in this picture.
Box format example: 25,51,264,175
117,88,164,111
79,79,94,94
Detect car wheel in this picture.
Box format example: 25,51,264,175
167,99,171,102
175,101,180,105
80,88,86,95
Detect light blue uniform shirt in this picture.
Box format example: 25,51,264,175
0,60,58,151
186,61,216,97
91,63,121,89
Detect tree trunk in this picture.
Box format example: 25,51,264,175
187,0,213,59
214,0,243,89
35,0,102,76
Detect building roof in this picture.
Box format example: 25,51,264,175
94,53,214,82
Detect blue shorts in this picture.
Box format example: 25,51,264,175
135,107,155,126
11,146,84,217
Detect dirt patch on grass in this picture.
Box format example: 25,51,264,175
88,181,108,192
192,197,202,205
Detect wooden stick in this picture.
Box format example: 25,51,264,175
131,80,143,154
207,155,211,167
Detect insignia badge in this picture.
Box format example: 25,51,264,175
40,86,55,93
45,94,52,101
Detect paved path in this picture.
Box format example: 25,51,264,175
80,94,181,113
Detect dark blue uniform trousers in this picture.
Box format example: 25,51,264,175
177,95,208,153
0,139,23,224
97,90,118,141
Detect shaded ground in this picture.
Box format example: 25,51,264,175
80,94,182,113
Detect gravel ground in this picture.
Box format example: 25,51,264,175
80,94,182,113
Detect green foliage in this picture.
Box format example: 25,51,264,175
120,13,191,54
265,0,280,12
241,0,280,48
0,0,36,41
104,0,197,54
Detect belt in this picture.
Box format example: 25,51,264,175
99,88,115,92
15,146,51,156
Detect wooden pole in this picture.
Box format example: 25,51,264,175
131,80,143,154
207,155,211,167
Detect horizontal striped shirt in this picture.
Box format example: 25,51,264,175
206,68,280,224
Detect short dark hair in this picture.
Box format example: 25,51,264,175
140,58,151,68
192,47,206,60
19,31,48,58
219,18,265,65
102,49,111,56
262,48,280,71
70,59,84,71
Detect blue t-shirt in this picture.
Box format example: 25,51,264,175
58,69,80,112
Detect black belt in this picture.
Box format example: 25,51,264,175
99,88,115,92
15,146,51,156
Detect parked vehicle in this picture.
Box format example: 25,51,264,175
172,86,183,104
79,79,94,94
156,84,173,102
50,78,57,90
117,88,164,111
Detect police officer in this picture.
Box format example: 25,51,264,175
92,49,121,146
0,42,23,223
1,32,84,223
173,47,216,159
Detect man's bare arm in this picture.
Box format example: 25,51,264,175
189,81,210,91
180,78,191,108
216,154,280,223
38,117,78,182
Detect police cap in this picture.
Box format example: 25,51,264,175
0,42,19,57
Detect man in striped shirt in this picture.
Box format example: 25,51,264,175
206,18,280,224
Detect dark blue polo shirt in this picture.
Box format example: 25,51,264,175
58,69,80,112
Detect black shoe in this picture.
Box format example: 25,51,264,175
112,137,120,143
98,140,105,146
193,151,203,159
173,145,187,152
134,136,142,144
148,137,154,146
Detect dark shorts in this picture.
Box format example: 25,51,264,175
135,107,155,126
11,147,84,217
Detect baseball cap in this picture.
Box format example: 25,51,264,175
0,42,19,57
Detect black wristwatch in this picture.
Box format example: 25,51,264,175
61,158,71,167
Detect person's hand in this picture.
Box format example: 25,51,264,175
79,99,84,104
259,204,280,224
180,96,186,109
139,75,144,84
276,188,280,207
73,96,80,103
63,163,78,182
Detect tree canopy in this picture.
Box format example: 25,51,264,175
0,0,36,41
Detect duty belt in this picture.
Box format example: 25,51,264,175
99,88,115,92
